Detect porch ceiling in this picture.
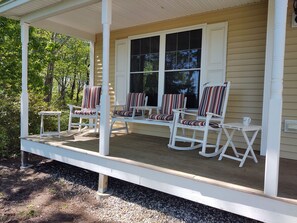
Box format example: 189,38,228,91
0,0,263,40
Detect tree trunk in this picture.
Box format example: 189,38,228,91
44,60,55,102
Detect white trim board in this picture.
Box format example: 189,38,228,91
21,139,297,223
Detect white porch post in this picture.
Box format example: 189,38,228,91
98,0,112,193
20,22,30,168
89,41,95,127
264,0,288,196
89,41,95,87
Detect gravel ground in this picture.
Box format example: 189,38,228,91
1,157,261,223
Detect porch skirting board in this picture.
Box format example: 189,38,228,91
21,139,297,223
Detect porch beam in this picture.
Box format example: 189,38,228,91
20,22,29,168
0,0,30,14
21,0,101,24
99,0,111,156
264,0,288,197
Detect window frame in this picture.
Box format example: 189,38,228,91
127,24,207,108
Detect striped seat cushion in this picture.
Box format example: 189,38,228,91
126,92,146,112
148,113,173,121
198,84,227,117
161,94,185,115
82,86,102,109
74,109,97,115
114,110,143,117
179,119,219,128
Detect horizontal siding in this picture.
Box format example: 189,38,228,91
94,1,281,153
281,0,297,159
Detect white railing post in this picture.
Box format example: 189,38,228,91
264,0,288,197
20,22,30,168
99,0,111,156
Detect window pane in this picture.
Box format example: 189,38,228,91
151,36,160,53
141,37,150,54
190,29,202,49
164,70,200,108
131,39,140,55
177,31,190,50
176,50,190,69
130,36,160,72
165,52,177,70
189,49,201,69
130,55,140,72
166,33,177,51
130,72,158,106
165,28,202,71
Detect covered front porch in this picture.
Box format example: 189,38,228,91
21,131,297,222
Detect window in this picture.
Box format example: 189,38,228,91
126,23,227,109
130,36,160,106
164,29,202,108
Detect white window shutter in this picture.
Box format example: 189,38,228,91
115,39,128,105
205,22,228,84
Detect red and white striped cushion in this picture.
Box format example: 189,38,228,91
198,83,227,117
160,94,185,115
179,119,219,128
74,109,97,115
148,113,174,121
82,86,102,109
126,93,146,112
114,110,143,117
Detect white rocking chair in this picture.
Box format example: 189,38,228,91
68,85,101,132
168,82,230,157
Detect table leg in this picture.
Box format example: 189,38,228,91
40,114,44,137
239,130,259,167
58,114,61,138
219,128,238,160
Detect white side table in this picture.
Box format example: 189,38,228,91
38,111,61,137
218,123,261,167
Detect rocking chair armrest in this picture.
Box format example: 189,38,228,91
206,112,223,118
112,104,126,111
172,109,197,117
68,104,82,112
95,105,101,112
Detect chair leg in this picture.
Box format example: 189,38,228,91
168,123,178,148
125,122,129,134
191,131,196,147
110,121,115,136
78,117,82,131
94,118,97,133
215,129,223,153
199,127,209,155
68,113,72,131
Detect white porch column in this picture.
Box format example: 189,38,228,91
98,0,112,194
89,41,95,127
99,0,111,156
20,22,30,167
261,0,275,156
264,0,288,197
89,41,95,86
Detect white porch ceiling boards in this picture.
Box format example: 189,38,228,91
0,0,263,40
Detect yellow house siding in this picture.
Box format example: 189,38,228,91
95,1,268,150
281,0,297,160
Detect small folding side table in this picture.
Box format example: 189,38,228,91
38,111,61,137
219,123,261,167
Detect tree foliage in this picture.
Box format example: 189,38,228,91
0,17,90,157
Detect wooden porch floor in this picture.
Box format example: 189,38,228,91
26,131,297,202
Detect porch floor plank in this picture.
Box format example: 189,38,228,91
25,131,297,201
